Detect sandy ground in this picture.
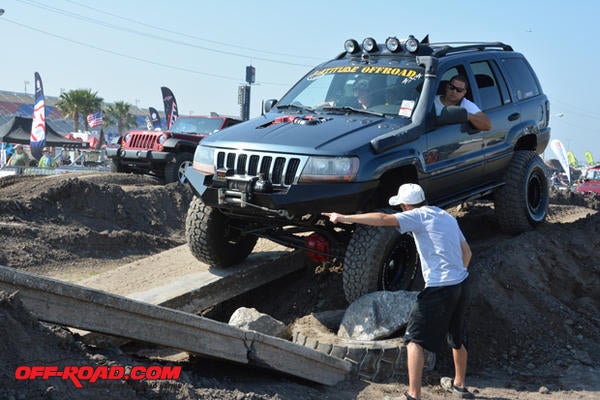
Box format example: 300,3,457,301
0,172,598,400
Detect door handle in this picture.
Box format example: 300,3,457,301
508,112,520,121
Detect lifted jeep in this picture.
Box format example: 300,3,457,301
107,115,240,183
184,36,551,302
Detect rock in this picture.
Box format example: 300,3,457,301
538,386,550,394
228,307,291,339
337,290,418,340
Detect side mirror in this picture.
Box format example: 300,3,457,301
262,99,278,114
436,106,468,126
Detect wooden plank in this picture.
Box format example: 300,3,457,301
0,265,351,385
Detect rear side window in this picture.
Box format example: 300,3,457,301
470,61,502,110
501,58,540,101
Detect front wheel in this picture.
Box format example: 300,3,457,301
185,196,257,269
164,153,193,184
343,222,422,303
494,150,549,234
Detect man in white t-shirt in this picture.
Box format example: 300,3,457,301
435,74,491,131
322,183,473,400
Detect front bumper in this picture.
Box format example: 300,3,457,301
106,147,173,165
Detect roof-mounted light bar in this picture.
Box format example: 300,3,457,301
343,35,421,54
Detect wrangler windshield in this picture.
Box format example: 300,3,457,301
277,60,424,118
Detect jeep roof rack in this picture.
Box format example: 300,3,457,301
430,42,513,57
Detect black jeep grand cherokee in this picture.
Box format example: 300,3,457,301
185,36,551,302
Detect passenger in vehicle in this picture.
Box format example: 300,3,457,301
435,75,491,131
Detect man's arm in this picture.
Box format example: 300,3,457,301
468,111,491,131
321,212,399,227
461,240,472,269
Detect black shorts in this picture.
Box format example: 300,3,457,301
403,278,470,353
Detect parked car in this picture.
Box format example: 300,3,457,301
107,115,241,183
574,165,600,195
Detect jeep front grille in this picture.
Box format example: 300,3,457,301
125,132,160,149
215,150,307,187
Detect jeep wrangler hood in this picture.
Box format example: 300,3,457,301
200,113,411,154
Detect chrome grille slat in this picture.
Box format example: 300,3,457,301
214,150,307,188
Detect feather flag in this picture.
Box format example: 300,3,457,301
149,107,162,130
566,151,578,168
550,139,570,183
161,87,178,130
584,151,595,166
30,72,46,160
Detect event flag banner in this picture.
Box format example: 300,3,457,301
161,87,178,130
30,72,46,160
566,151,578,168
584,151,595,166
87,111,103,128
149,107,161,130
550,139,570,183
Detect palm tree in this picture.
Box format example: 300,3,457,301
56,89,103,132
104,101,138,136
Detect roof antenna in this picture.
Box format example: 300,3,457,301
421,34,429,44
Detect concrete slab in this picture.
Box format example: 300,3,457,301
0,265,352,385
78,240,305,314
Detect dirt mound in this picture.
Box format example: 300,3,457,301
0,173,193,270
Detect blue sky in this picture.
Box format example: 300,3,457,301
1,0,598,163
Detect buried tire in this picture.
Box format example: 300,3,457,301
185,196,257,268
343,221,422,303
494,150,549,234
291,311,435,382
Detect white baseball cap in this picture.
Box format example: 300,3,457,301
389,183,426,206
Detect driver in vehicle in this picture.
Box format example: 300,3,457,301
435,75,491,131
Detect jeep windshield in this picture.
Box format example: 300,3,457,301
169,117,223,135
276,60,424,118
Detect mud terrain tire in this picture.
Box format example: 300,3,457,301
185,196,257,268
494,150,549,234
164,153,193,184
291,311,435,382
343,222,421,303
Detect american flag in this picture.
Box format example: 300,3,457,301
87,111,103,128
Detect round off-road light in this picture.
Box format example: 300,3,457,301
362,37,378,52
405,35,419,53
344,39,359,54
385,37,401,52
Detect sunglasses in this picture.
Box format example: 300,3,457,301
447,83,466,93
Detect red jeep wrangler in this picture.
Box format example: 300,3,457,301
107,115,241,183
575,165,600,196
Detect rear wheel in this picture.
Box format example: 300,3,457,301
494,150,549,234
343,220,422,303
164,153,193,184
185,196,257,269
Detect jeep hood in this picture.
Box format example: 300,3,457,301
201,113,411,154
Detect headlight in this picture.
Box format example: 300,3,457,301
158,133,169,144
299,156,359,183
123,133,131,144
192,146,215,175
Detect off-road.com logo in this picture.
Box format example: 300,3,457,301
15,365,182,388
